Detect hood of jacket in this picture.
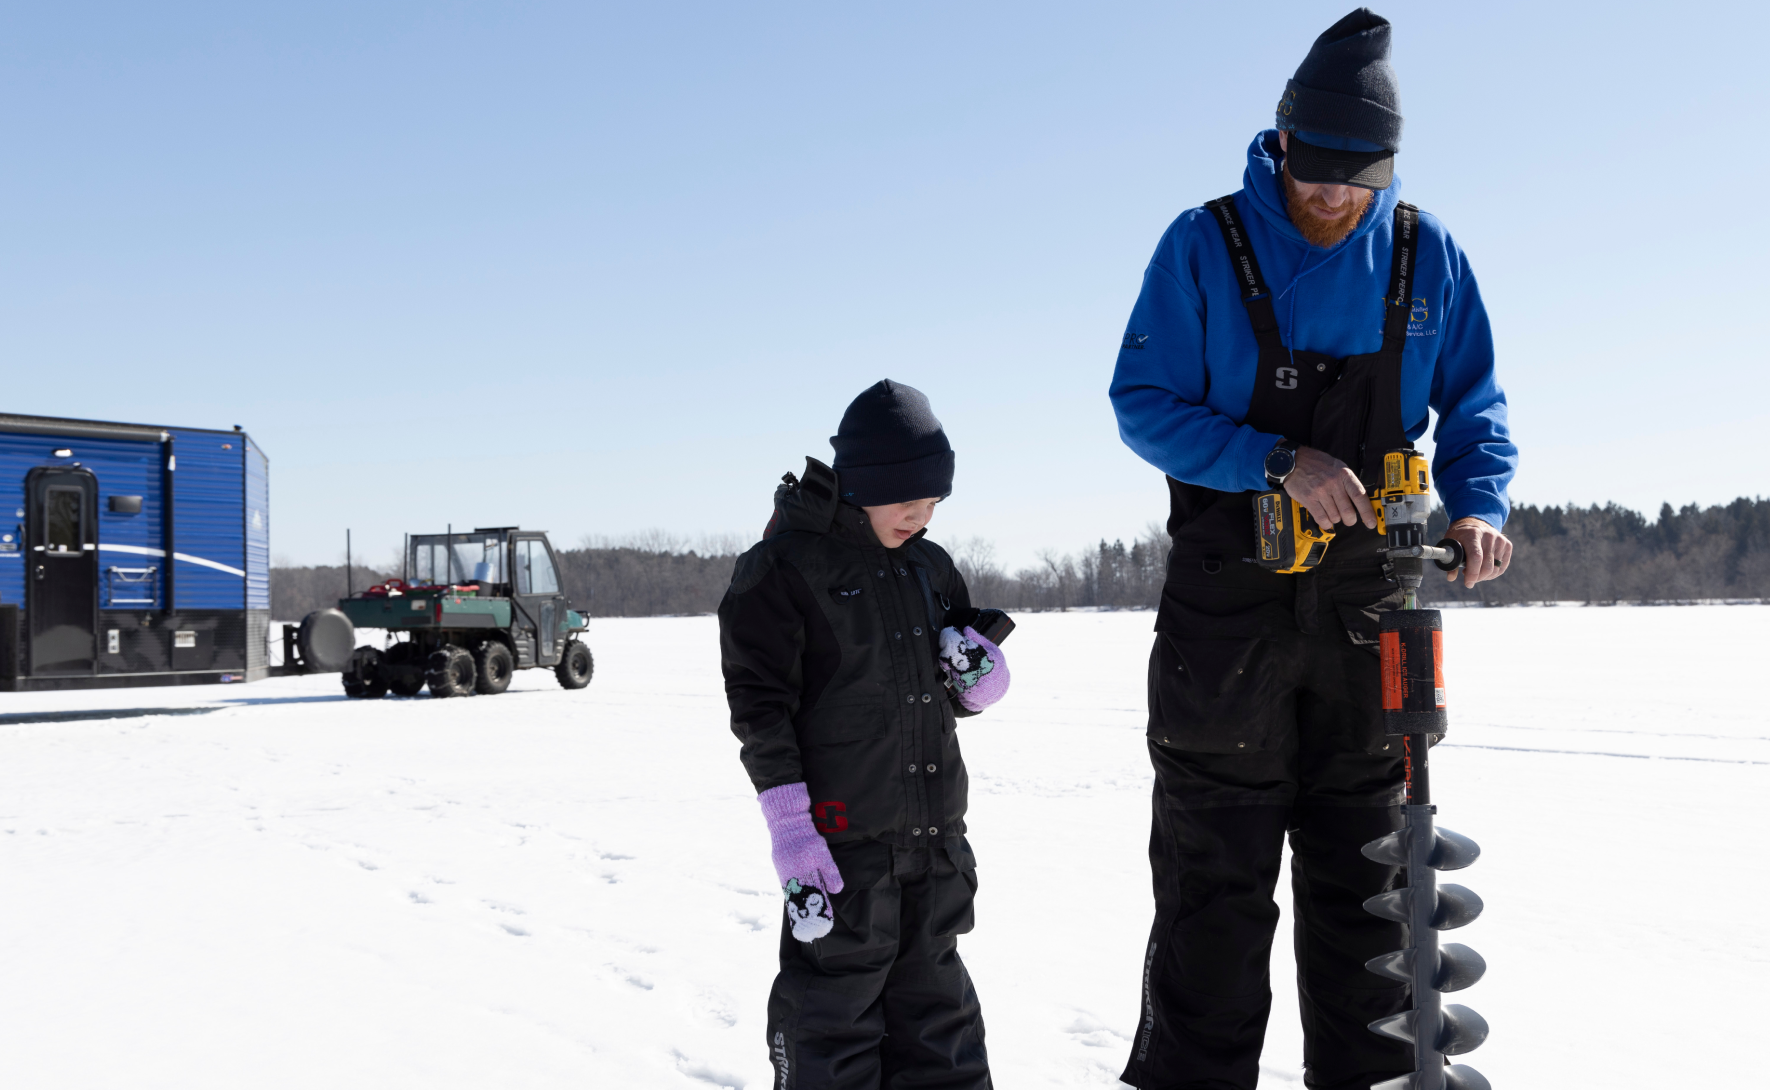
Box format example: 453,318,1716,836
1242,128,1400,255
764,457,928,550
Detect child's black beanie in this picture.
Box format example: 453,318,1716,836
829,379,955,507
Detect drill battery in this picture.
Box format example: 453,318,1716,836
1252,490,1334,573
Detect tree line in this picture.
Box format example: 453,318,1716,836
270,496,1770,620
1423,498,1770,606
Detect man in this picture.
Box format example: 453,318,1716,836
1107,10,1517,1090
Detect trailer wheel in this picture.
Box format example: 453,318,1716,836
426,645,476,698
384,641,426,697
343,647,387,699
474,641,515,695
555,641,594,690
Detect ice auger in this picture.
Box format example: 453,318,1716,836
1362,449,1492,1090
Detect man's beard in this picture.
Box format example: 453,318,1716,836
1283,165,1373,248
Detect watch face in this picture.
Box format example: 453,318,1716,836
1266,446,1296,478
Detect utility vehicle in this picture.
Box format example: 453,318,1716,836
292,527,592,698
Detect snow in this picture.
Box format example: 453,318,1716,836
1,606,1764,1088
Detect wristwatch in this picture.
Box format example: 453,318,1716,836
1264,439,1300,488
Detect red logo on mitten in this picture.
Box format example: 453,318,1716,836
813,801,848,833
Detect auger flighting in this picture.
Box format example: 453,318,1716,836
1364,449,1492,1090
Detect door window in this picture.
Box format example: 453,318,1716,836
45,488,83,556
514,539,559,595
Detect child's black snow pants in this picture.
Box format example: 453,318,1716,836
1122,629,1415,1090
767,837,990,1090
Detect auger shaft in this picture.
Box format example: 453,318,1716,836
1401,739,1446,1083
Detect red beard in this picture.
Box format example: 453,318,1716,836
1283,165,1373,248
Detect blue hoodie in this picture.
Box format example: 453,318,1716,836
1109,131,1517,528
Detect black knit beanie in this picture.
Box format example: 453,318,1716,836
1277,8,1402,189
829,380,955,507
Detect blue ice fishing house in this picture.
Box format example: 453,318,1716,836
0,413,270,689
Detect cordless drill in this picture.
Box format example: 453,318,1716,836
1376,447,1464,606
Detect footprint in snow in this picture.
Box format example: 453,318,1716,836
690,988,739,1029
670,1050,746,1089
1062,1012,1130,1050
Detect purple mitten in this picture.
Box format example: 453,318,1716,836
757,782,843,942
938,626,1010,712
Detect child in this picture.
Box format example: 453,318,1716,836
719,379,1010,1090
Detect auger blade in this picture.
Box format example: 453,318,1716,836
1367,1010,1416,1045
1432,884,1484,930
1436,943,1487,992
1365,947,1414,984
1371,1066,1494,1090
1438,1003,1490,1055
1444,1064,1492,1090
1362,829,1408,866
1429,826,1481,870
1362,888,1414,924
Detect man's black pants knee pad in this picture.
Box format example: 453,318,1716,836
768,839,991,1090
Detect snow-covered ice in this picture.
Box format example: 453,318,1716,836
1,606,1764,1088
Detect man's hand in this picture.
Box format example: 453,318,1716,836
1282,446,1376,529
1444,517,1512,588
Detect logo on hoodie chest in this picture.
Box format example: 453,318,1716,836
1405,297,1436,338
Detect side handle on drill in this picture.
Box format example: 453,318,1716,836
1387,538,1465,571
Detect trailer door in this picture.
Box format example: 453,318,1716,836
26,467,99,675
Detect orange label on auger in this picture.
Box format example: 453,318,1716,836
1380,631,1402,710
1433,629,1446,708
1382,625,1445,713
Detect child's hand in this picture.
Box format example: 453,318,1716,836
938,626,1010,712
757,782,844,942
783,877,837,942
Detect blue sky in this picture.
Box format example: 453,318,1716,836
3,2,1764,568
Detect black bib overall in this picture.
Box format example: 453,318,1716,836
1149,194,1418,757
1123,196,1421,1090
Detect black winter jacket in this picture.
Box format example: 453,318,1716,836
719,459,981,848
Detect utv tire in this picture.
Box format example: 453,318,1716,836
383,641,427,697
555,641,593,690
474,641,515,695
343,646,387,699
426,645,476,698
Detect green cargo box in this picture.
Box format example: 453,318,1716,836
341,592,514,631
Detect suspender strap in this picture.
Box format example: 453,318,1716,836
1205,195,1270,301
1380,202,1419,345
1205,195,1283,340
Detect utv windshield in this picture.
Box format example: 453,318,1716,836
409,533,506,586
